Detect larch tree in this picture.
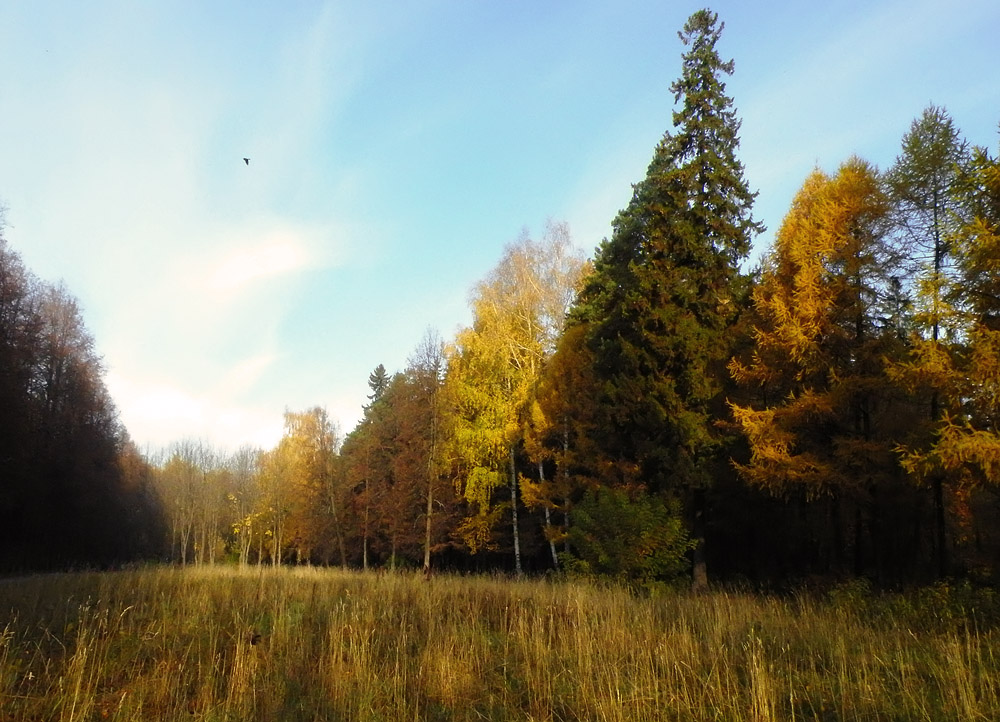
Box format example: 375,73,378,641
885,105,971,576
339,418,374,568
730,159,907,576
895,146,1000,530
888,105,970,343
344,365,398,569
530,321,601,560
444,329,508,554
339,338,460,571
568,9,761,588
368,373,425,568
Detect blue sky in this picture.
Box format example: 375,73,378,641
1,0,998,452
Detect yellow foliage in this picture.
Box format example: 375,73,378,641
731,158,891,498
444,227,585,552
896,326,1000,487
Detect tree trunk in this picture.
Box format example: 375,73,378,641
363,464,371,571
538,461,558,569
275,521,282,567
691,487,708,591
931,211,948,580
325,479,348,569
241,523,251,566
423,466,434,573
509,448,522,577
563,425,571,557
933,475,947,578
179,524,191,565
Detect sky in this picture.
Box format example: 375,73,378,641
1,0,998,454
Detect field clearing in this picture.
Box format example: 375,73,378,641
1,566,999,721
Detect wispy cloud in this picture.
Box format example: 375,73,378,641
0,2,379,452
206,229,316,295
218,353,279,399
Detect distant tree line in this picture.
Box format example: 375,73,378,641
4,9,1000,587
0,211,165,571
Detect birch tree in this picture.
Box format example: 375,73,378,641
446,223,584,574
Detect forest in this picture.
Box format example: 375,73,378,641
1,10,998,588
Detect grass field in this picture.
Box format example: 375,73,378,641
1,566,999,721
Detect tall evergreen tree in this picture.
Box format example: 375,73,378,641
569,9,762,587
347,366,399,569
366,364,390,407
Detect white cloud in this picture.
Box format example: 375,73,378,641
219,353,279,398
207,234,311,294
107,370,284,452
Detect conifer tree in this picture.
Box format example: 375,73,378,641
895,147,1000,509
888,105,969,344
569,9,761,587
730,159,908,574
366,364,390,407
886,106,971,576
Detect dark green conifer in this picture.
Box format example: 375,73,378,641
366,363,390,407
571,9,762,586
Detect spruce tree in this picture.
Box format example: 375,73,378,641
571,9,762,587
366,364,390,407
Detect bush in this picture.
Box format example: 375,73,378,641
828,578,1000,632
562,487,694,587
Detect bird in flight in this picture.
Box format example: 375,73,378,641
243,158,250,165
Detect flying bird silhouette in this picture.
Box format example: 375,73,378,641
243,158,250,165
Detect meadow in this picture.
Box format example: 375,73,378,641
1,566,999,721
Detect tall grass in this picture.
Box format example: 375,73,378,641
1,566,998,721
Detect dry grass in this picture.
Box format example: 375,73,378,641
1,566,998,721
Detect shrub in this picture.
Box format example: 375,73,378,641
562,487,694,587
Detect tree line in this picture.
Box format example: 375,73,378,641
3,9,999,586
143,11,1000,587
145,220,587,575
0,210,164,571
